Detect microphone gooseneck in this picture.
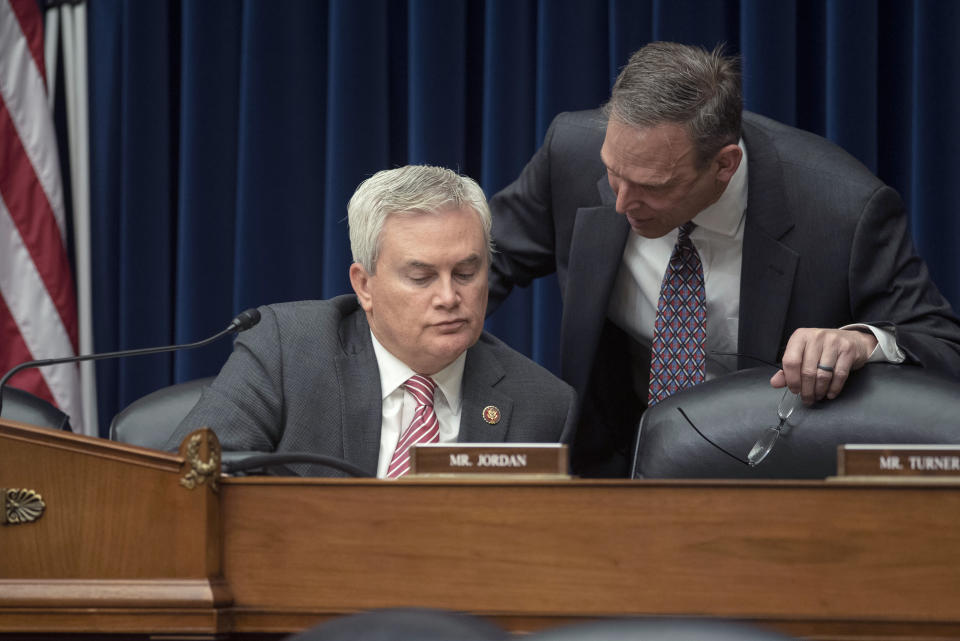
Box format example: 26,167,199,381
222,453,373,478
0,308,262,419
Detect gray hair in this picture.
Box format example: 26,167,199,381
605,41,742,167
348,165,493,273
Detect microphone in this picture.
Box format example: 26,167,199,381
226,308,261,333
0,308,262,420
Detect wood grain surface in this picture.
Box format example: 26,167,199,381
3,419,960,640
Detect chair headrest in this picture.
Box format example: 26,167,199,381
633,364,960,479
1,386,71,431
110,377,213,449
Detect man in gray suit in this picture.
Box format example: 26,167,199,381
167,165,576,477
488,42,960,477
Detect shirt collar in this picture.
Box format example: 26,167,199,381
692,138,748,237
369,331,466,412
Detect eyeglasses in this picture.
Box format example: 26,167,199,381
676,386,802,468
746,388,801,466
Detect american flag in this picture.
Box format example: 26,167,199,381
0,0,81,430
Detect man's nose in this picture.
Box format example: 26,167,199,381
433,276,460,307
615,183,643,214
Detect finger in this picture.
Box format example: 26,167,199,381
799,332,825,405
770,369,786,388
826,340,856,400
814,338,839,402
780,331,809,396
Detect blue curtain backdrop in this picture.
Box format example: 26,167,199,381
87,0,960,437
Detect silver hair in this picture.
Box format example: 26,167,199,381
348,165,493,273
605,41,742,167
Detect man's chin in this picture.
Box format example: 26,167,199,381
419,333,479,371
628,219,670,239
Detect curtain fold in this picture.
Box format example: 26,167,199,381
825,0,878,170
911,0,960,299
233,0,328,310
174,0,241,381
87,0,960,435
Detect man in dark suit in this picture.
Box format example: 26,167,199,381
166,165,576,477
487,42,960,477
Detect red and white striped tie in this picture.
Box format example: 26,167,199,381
386,375,439,478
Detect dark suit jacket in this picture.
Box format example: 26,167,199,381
488,109,960,477
164,295,577,476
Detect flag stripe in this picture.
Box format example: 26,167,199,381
0,0,68,242
0,0,76,349
0,291,55,403
0,94,78,348
0,195,79,419
0,0,81,430
6,0,45,89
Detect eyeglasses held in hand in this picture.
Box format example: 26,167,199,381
747,388,801,466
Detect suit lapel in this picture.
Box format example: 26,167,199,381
559,176,630,396
740,118,799,365
334,309,382,474
458,341,512,442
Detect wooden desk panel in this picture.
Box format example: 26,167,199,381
221,478,960,637
0,421,228,635
3,419,960,640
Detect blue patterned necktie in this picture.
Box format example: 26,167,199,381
648,222,707,405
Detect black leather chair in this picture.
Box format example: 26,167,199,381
110,377,274,471
1,386,71,431
283,608,508,641
633,364,960,479
524,618,798,641
110,377,213,449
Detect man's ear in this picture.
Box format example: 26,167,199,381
349,263,374,312
713,143,743,183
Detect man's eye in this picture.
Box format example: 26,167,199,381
454,272,476,281
410,275,431,285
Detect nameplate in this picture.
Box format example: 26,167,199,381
838,444,960,477
409,443,568,477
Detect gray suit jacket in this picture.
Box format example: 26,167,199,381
488,109,960,477
165,295,576,476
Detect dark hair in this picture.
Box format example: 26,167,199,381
605,41,742,167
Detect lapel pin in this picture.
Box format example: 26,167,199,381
482,405,501,425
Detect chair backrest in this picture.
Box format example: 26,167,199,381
110,377,213,449
0,386,71,431
633,363,960,479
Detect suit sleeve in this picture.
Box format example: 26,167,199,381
487,115,563,314
163,305,284,452
850,185,960,376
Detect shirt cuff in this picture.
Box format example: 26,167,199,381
840,323,906,363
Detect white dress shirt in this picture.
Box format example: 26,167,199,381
607,140,903,380
370,332,464,478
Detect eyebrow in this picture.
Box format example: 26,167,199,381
405,254,483,270
604,164,675,190
600,148,675,190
